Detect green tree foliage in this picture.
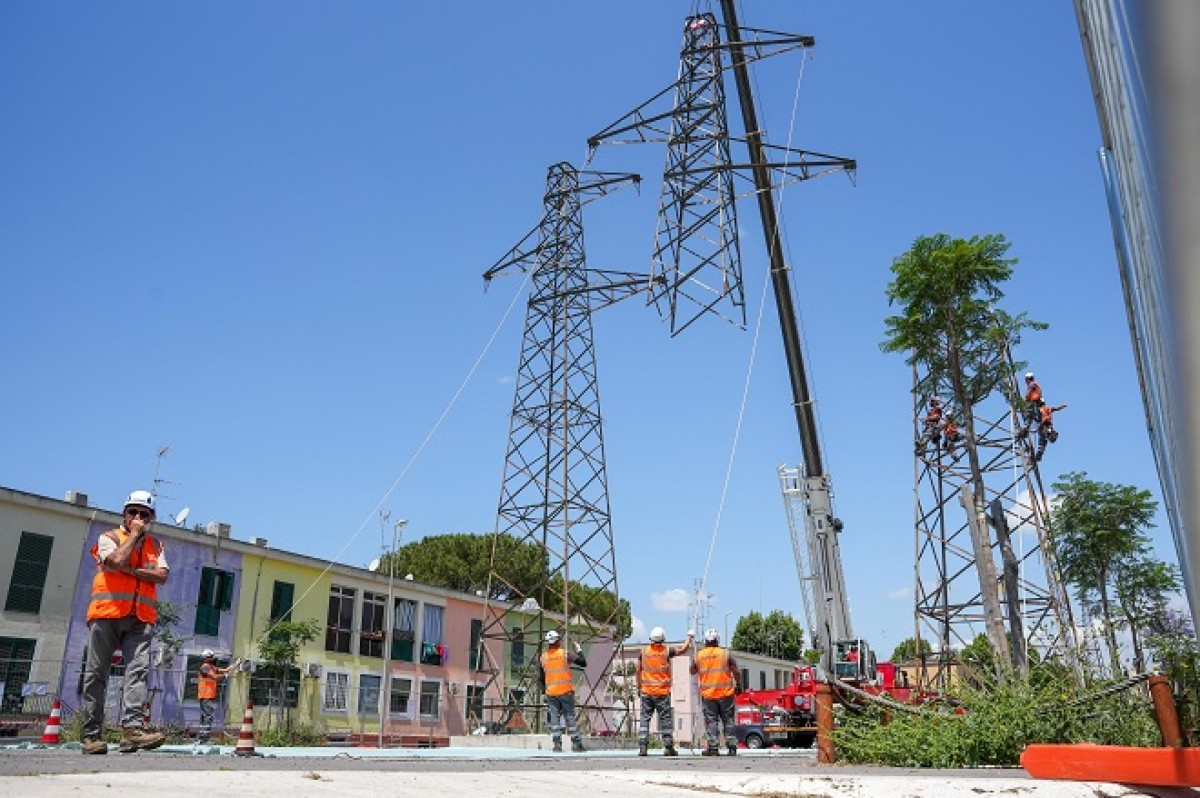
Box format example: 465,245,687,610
383,533,629,635
891,637,933,663
256,619,321,732
382,533,549,599
1048,471,1157,676
1145,609,1200,743
881,232,1046,677
151,600,186,671
835,670,1159,767
1113,556,1180,672
730,610,804,661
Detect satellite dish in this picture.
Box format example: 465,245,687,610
173,507,191,527
368,558,381,572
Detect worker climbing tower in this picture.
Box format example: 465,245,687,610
477,163,647,732
911,342,1080,691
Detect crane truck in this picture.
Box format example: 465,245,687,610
718,1,902,747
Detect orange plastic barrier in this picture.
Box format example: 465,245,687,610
1021,743,1200,787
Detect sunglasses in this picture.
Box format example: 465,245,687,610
125,508,153,520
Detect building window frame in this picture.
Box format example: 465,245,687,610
5,532,53,614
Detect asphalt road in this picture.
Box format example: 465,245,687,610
0,745,1190,797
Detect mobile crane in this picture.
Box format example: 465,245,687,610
718,1,871,685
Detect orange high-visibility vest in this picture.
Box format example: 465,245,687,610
87,529,160,623
640,644,672,697
541,647,573,696
1027,382,1042,403
198,663,219,700
695,646,734,700
1040,404,1054,424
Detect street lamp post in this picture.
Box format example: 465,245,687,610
379,518,407,748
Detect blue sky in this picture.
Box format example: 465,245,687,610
1,2,1176,657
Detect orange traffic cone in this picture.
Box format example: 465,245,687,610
234,702,255,756
41,699,62,744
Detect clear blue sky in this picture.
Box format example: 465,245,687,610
1,2,1175,657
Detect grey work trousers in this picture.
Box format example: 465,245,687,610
638,693,674,746
701,695,737,749
81,616,153,738
546,692,581,744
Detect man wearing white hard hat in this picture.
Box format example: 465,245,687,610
636,626,693,756
690,628,742,756
538,629,587,753
197,649,236,742
80,490,170,754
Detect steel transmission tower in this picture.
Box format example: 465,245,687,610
912,346,1080,691
478,163,648,732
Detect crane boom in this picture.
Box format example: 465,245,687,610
719,1,865,674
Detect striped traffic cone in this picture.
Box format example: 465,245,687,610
234,702,255,756
41,699,62,744
143,701,152,728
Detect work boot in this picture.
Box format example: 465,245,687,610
664,745,678,757
702,747,718,756
552,740,563,753
81,737,108,755
637,742,648,757
571,740,585,753
727,745,738,756
118,727,165,753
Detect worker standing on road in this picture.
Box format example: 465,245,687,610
538,630,587,753
197,650,236,742
690,629,741,757
80,490,170,755
637,627,693,757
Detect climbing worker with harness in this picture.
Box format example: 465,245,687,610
918,396,943,453
538,630,587,753
690,628,741,757
1022,371,1044,434
942,416,964,459
636,626,693,757
1035,403,1068,461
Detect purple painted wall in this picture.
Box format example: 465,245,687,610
60,520,244,729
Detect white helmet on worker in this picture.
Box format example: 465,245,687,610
201,649,214,659
1025,372,1035,380
704,628,720,644
544,630,560,645
123,490,155,514
649,626,666,643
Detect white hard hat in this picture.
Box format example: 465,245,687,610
124,490,156,514
544,630,560,645
201,649,214,659
649,627,666,643
704,628,720,643
1025,372,1035,379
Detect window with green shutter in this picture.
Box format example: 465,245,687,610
5,532,53,614
269,581,294,622
194,567,235,636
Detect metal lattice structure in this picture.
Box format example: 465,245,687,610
588,12,853,338
477,163,647,732
911,350,1081,690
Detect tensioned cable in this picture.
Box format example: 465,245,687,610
251,271,532,654
699,12,810,599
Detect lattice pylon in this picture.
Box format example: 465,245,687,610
649,12,744,337
911,352,1081,691
477,163,641,734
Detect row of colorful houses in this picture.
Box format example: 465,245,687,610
1,485,806,744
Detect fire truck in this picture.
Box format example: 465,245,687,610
733,645,922,748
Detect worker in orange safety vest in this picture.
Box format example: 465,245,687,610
690,628,742,756
197,650,236,742
637,627,693,757
80,490,170,755
538,630,587,753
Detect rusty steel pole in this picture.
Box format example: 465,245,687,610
1149,673,1184,747
816,681,835,763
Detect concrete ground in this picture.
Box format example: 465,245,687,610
1,740,1193,797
